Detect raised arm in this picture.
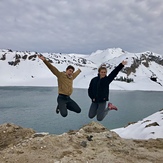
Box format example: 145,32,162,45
121,60,127,66
38,55,46,61
73,68,81,79
38,55,60,77
107,60,127,84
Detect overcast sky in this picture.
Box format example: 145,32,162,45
0,0,163,55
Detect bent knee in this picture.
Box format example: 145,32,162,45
89,116,94,119
97,117,104,121
77,109,81,113
88,113,96,119
60,112,68,117
73,107,81,113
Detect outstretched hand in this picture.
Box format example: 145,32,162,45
122,60,127,65
38,54,46,61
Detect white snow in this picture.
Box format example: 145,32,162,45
0,48,163,91
112,109,163,140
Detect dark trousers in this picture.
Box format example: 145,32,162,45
57,94,81,117
88,102,109,121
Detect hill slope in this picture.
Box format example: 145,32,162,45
0,122,163,163
0,48,163,91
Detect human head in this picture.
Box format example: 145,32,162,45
66,65,75,72
66,65,75,77
98,64,107,78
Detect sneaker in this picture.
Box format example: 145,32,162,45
108,102,118,111
56,105,59,114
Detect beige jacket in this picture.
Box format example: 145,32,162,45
43,60,81,96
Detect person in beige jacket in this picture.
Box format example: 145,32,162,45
38,55,81,117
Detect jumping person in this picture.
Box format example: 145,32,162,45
38,55,81,117
88,61,127,121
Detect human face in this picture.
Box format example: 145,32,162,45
99,69,107,78
66,68,74,78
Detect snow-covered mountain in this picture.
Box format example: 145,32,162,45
0,48,163,91
112,109,163,140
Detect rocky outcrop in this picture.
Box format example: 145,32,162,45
0,53,6,60
123,52,163,76
0,49,93,67
0,123,35,150
0,122,163,163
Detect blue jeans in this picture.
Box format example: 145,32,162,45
88,102,109,121
57,94,81,117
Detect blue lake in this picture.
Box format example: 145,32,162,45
0,86,162,134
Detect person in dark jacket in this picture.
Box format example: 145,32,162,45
88,61,127,121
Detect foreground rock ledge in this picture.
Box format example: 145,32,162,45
0,122,163,163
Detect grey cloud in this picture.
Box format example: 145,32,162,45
0,0,163,54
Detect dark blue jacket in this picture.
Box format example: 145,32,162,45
88,63,124,103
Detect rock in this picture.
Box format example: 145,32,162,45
0,122,163,163
0,123,35,150
86,135,93,141
32,132,49,138
145,122,159,128
80,141,87,147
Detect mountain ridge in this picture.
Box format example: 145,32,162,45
0,48,163,91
